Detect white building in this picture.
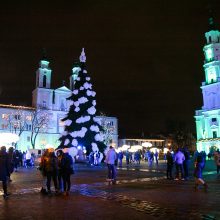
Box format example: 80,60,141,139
0,51,118,153
195,17,220,153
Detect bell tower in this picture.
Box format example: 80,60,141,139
36,50,52,89
195,16,220,153
32,50,53,109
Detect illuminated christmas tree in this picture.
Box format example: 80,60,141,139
58,48,106,154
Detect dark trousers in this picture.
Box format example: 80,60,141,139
167,164,173,179
46,172,58,191
58,172,62,190
107,164,116,180
2,180,7,194
183,160,189,178
175,164,184,179
62,173,71,191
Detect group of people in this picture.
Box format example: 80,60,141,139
2,144,220,198
39,148,74,196
0,146,35,199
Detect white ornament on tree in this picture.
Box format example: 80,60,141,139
75,107,80,112
87,106,96,115
78,97,88,104
65,119,72,126
76,115,91,123
64,139,70,146
73,90,78,95
90,125,100,132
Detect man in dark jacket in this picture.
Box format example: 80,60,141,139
61,152,74,196
0,146,10,198
166,150,174,180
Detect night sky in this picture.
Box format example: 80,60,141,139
0,0,219,138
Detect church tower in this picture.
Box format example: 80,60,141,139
195,17,220,153
32,51,53,109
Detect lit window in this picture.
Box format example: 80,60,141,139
26,115,32,121
42,101,46,108
213,131,217,138
2,114,9,119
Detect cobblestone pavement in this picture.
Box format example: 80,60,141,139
0,159,219,220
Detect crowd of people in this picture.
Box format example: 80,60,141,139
1,144,220,199
0,146,37,199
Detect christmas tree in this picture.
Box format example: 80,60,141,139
58,48,106,154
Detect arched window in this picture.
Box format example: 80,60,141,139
43,75,47,87
209,36,212,43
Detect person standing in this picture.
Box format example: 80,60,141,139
214,150,220,176
39,149,49,194
7,147,14,182
42,148,58,195
105,146,117,184
166,150,174,180
118,151,123,167
183,147,190,180
194,153,208,191
61,151,74,196
154,150,159,166
0,146,10,199
174,148,185,180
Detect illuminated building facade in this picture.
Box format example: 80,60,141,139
195,18,220,153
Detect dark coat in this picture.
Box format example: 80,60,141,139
61,153,74,175
0,151,10,181
42,152,58,174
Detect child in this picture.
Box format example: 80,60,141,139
194,153,208,192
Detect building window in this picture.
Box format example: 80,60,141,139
42,101,46,108
27,136,30,142
26,115,32,121
213,131,217,138
212,118,217,122
14,115,21,120
43,75,47,87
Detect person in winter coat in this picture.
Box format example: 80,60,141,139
39,149,49,194
60,152,74,196
7,147,14,182
194,153,208,191
56,149,63,192
174,148,185,180
118,151,124,167
13,150,20,172
105,146,117,184
0,146,10,198
41,148,58,195
166,150,174,180
182,147,190,180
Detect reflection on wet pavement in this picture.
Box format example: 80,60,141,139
0,176,218,220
